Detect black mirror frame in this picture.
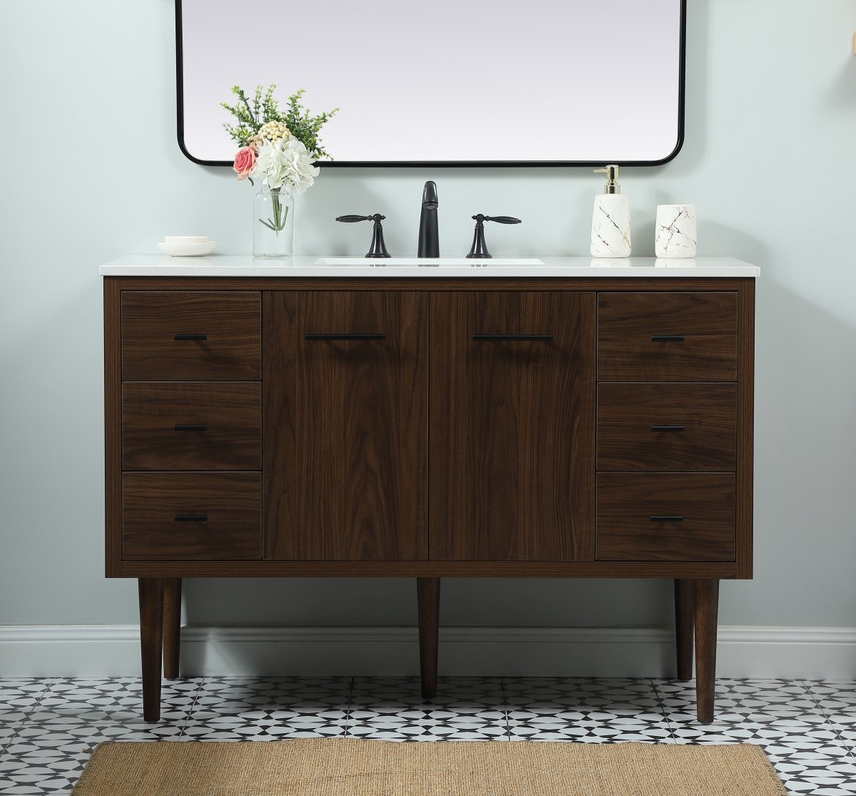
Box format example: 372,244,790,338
175,0,686,169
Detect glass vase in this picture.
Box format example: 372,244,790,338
253,185,294,258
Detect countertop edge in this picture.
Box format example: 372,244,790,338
98,255,760,278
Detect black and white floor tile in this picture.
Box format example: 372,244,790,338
348,676,507,742
2,676,856,794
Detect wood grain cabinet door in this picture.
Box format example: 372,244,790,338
264,292,428,561
429,292,596,561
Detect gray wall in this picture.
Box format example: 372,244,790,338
2,1,856,639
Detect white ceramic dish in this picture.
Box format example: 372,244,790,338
159,240,217,257
165,235,209,244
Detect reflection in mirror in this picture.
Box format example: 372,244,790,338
177,0,685,167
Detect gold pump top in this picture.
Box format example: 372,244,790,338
594,164,621,194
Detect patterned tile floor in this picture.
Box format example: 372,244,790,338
1,676,856,794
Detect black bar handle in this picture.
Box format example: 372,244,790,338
336,215,372,222
484,215,522,224
650,425,685,432
472,334,554,342
174,423,209,432
174,333,208,341
174,513,208,522
649,515,685,522
651,334,685,342
305,333,387,341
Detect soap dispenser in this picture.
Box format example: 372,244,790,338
590,165,631,258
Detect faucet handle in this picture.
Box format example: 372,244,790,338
466,214,522,259
336,214,391,258
483,216,522,225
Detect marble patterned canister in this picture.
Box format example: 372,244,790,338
655,204,697,258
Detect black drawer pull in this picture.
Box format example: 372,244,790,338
650,425,685,433
305,333,387,341
174,333,208,341
174,513,208,522
174,423,208,432
472,334,554,342
649,515,685,523
651,334,685,342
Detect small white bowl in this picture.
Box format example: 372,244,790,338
164,235,210,245
159,239,217,257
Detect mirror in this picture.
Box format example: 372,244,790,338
177,0,685,167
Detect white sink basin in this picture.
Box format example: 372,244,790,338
315,257,543,267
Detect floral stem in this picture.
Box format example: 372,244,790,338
259,187,289,234
272,189,283,232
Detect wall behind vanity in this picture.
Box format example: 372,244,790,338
1,0,856,676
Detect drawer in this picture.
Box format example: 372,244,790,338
122,383,261,471
122,473,261,560
597,383,737,471
596,473,735,562
122,292,261,380
598,292,737,381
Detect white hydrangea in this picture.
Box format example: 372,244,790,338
251,137,320,196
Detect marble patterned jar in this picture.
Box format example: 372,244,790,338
655,204,697,258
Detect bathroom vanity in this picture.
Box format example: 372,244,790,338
100,255,757,722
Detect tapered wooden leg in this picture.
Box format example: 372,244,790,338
138,577,164,722
417,577,440,700
693,578,720,723
162,578,182,680
674,579,694,681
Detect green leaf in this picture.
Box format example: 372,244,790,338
222,84,338,158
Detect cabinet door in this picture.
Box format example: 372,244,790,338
264,292,427,561
430,292,596,561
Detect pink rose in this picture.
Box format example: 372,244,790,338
233,146,256,180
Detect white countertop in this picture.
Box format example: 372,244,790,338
99,255,759,278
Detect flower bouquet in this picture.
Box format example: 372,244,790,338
222,85,337,256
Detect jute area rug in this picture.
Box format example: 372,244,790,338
72,737,787,796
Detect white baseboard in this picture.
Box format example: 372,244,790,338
1,624,854,680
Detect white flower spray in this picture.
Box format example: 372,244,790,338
222,85,337,234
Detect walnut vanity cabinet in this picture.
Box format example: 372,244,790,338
103,272,755,724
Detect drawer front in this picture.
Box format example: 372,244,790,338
122,383,261,471
598,292,737,381
597,383,737,471
122,473,261,560
122,292,261,380
596,473,735,562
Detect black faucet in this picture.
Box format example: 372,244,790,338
336,214,390,258
417,181,439,257
467,214,522,259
